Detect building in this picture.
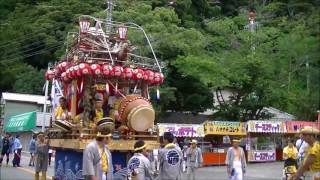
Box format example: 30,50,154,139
1,92,51,150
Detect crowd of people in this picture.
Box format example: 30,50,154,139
82,131,204,180
0,132,53,180
0,133,23,167
282,126,320,180
1,125,319,180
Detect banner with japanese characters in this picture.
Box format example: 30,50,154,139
247,120,286,133
157,123,205,137
204,121,246,136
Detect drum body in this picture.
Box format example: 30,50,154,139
118,95,155,132
54,120,74,131
96,117,115,134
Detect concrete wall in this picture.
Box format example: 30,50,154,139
4,101,40,122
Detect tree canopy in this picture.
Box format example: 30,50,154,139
0,0,319,121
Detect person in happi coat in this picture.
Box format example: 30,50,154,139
35,133,50,180
158,132,183,180
83,131,113,180
127,140,154,180
225,139,247,180
186,139,203,180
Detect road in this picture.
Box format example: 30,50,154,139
0,153,284,180
0,152,54,180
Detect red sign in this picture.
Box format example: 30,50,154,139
286,121,317,133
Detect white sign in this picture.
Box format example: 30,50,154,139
250,150,276,162
158,124,205,137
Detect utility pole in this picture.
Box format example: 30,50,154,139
106,0,114,34
306,58,310,94
42,63,51,132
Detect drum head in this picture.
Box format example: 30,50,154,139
128,105,155,131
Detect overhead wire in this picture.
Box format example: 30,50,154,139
2,43,64,62
0,25,64,48
1,40,64,60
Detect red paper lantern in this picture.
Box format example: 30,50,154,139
132,69,144,80
73,65,79,78
144,70,154,84
66,68,72,79
90,64,102,77
54,67,61,77
61,72,69,82
111,66,123,77
79,63,91,75
154,72,161,84
67,67,75,79
59,61,68,72
45,70,55,80
153,72,165,85
102,64,112,76
122,67,133,79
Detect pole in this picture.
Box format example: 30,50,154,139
306,60,310,94
42,64,50,132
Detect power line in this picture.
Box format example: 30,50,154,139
0,25,64,48
1,40,64,60
2,43,64,62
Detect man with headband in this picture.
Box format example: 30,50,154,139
127,140,153,180
83,131,113,180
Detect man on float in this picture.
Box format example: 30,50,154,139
94,93,104,122
83,131,113,180
127,140,154,180
158,132,183,180
54,97,70,120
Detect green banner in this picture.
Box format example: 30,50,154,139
4,111,36,132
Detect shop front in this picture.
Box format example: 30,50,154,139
203,121,246,166
246,120,286,162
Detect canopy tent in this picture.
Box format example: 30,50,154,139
4,111,36,132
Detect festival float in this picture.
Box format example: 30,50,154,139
45,2,164,178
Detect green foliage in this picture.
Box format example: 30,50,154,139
0,0,319,121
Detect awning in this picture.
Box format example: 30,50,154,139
4,111,36,132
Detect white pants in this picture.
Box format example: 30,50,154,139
230,160,243,180
187,166,197,180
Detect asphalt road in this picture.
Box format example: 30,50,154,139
0,153,284,180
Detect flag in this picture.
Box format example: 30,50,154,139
51,80,63,112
